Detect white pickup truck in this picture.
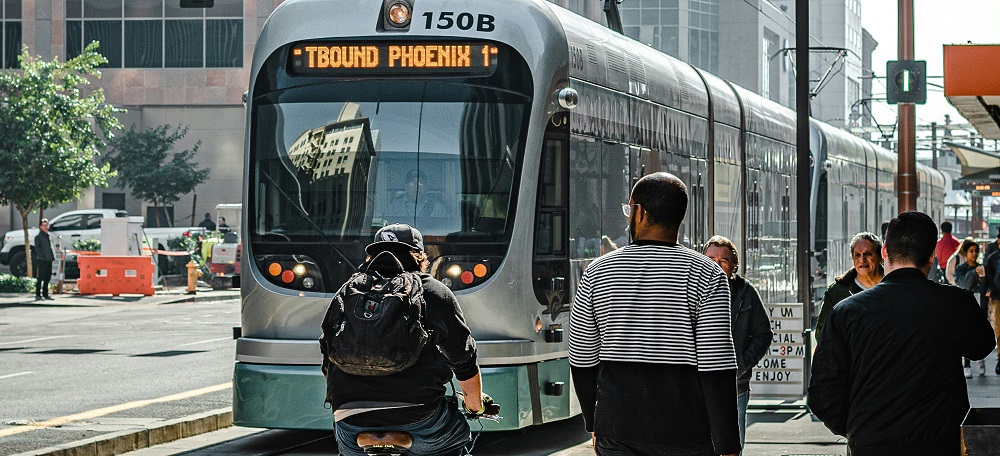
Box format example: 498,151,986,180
0,209,206,277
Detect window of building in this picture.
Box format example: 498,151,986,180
1,0,22,69
66,0,243,69
102,192,127,210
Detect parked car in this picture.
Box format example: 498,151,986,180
0,209,205,277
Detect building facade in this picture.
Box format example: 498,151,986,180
2,0,279,232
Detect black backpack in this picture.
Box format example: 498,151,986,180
320,251,430,376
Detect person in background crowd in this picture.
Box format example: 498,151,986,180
703,235,773,451
33,219,54,301
984,227,1000,262
936,222,960,284
954,238,987,378
814,232,884,339
983,241,1000,375
218,217,230,232
809,211,995,456
198,212,216,231
570,172,739,456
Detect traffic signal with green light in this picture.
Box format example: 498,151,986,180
886,60,926,104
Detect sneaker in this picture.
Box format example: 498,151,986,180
977,360,987,377
43,296,54,301
34,295,42,300
965,367,973,378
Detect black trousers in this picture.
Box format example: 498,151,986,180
596,438,716,456
34,260,53,297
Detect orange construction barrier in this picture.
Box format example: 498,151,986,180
77,255,155,296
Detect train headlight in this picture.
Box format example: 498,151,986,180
432,256,501,291
255,254,325,292
387,1,411,26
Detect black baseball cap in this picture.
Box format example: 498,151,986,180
366,223,425,255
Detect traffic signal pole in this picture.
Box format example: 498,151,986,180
897,0,917,212
795,0,812,396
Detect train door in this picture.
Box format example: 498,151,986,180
602,143,631,249
532,116,570,320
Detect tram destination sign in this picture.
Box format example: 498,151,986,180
289,41,499,76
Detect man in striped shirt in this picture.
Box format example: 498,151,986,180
570,172,740,456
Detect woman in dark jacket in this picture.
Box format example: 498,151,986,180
954,237,986,377
815,232,884,339
704,235,773,451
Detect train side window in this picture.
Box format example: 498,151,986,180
535,137,567,256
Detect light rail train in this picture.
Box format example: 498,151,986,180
233,0,945,431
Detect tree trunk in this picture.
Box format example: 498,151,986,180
154,200,162,228
18,208,33,279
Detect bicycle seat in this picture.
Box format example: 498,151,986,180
357,431,413,455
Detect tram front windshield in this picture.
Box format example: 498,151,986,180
251,80,529,256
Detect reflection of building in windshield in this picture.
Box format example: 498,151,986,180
287,103,379,234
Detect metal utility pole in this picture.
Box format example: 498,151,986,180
795,0,812,394
897,0,917,211
930,121,937,169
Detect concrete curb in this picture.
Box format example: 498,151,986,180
159,293,241,305
10,408,233,456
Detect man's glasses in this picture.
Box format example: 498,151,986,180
621,203,636,218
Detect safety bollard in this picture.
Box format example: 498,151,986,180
186,260,202,294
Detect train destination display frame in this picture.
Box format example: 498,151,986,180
288,41,500,76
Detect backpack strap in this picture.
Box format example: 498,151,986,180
334,401,425,422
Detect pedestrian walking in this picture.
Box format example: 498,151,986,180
814,232,884,339
936,222,960,285
808,211,996,455
703,235,772,450
983,245,1000,375
570,172,739,456
954,238,987,377
33,219,55,300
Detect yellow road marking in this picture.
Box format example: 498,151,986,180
0,382,231,438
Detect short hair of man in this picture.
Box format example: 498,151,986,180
849,232,882,253
630,172,687,228
940,221,952,234
884,211,937,266
703,235,740,270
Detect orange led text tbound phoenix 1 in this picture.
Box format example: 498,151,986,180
387,45,472,68
301,45,381,69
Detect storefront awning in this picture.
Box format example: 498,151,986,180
944,45,1000,139
946,142,1000,177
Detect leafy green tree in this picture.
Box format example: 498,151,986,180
105,125,210,227
0,42,122,277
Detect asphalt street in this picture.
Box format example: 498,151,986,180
0,290,240,455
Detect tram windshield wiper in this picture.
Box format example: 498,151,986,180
258,168,359,270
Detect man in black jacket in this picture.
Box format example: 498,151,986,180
704,235,773,449
33,219,55,300
326,224,484,456
808,211,996,455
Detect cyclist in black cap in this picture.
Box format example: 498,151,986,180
326,223,485,456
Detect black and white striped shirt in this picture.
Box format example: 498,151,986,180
569,241,737,372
